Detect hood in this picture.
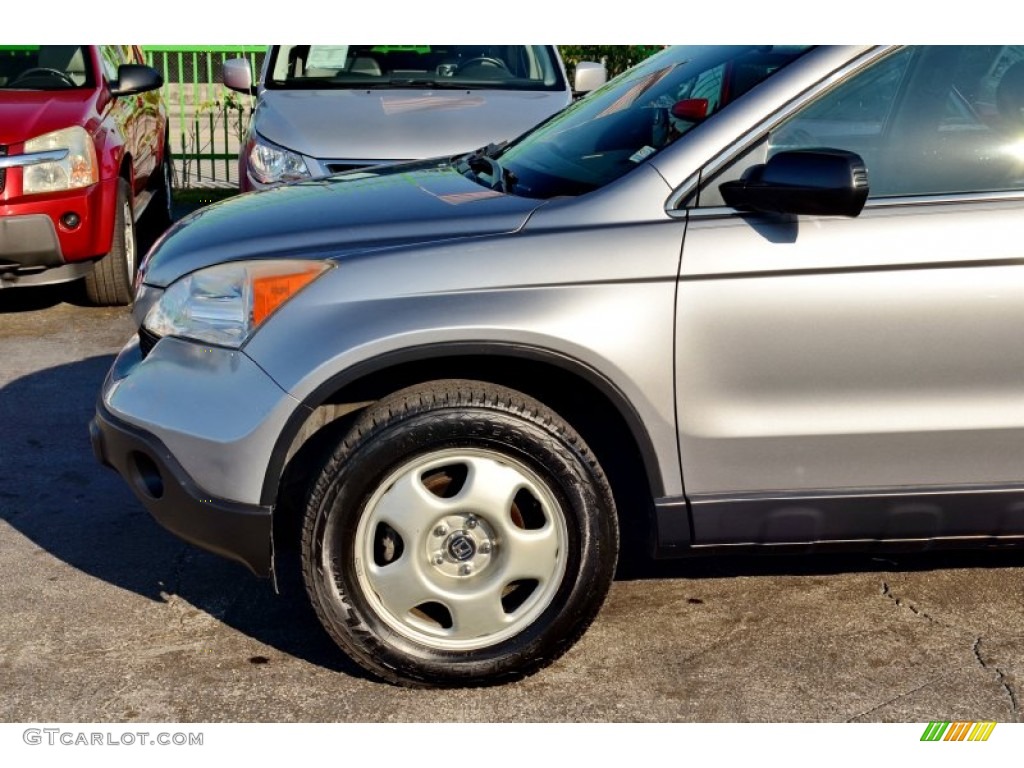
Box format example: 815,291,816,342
255,88,569,161
141,159,549,287
0,89,97,145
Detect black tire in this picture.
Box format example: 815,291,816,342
84,178,136,306
300,380,619,687
148,148,174,230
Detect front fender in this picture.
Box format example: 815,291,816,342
244,273,682,503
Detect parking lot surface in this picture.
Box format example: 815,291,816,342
1,288,1023,722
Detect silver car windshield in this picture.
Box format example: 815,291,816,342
265,45,566,92
491,45,813,199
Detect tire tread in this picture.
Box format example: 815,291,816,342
84,177,134,306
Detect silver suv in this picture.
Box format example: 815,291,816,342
92,45,1024,687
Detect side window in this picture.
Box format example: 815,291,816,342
774,48,913,145
702,46,1024,205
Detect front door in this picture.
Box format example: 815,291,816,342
675,46,1024,544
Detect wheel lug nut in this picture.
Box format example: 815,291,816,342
434,525,448,537
432,553,444,565
459,564,473,576
465,516,477,529
479,541,492,554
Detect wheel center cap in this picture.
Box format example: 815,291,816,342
445,532,476,562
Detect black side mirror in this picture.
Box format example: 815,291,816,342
719,149,869,217
110,64,163,97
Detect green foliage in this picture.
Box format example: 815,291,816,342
179,86,252,187
559,45,665,80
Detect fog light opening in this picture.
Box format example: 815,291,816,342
129,451,164,500
60,212,81,230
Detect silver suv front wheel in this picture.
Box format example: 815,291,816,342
300,379,619,687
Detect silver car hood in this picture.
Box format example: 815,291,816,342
255,88,569,161
140,160,549,288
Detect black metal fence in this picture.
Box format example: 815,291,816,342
144,46,266,188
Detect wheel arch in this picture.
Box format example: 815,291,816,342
264,343,664,557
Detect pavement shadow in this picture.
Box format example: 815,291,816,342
0,282,78,313
0,355,370,681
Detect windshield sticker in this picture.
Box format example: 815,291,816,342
629,146,656,163
307,46,350,70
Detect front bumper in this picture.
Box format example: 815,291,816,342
0,178,116,270
91,400,274,577
90,334,301,577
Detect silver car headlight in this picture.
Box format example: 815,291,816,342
22,126,99,195
143,260,331,348
247,132,311,185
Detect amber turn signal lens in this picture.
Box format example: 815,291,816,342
251,266,324,326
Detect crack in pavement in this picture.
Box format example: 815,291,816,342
973,637,1020,721
676,614,756,667
873,582,1024,722
881,580,937,623
879,580,980,636
846,675,944,722
878,580,1023,720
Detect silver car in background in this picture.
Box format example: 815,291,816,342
222,45,606,190
93,45,1024,687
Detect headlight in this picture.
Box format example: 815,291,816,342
22,126,99,195
143,260,331,348
247,132,311,185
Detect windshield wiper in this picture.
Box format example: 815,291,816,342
457,142,517,193
389,77,439,87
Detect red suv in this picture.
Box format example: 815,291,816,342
0,45,169,305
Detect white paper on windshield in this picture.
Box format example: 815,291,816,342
307,46,350,70
629,146,656,163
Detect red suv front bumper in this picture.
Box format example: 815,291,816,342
0,175,116,286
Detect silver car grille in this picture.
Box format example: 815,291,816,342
325,162,374,174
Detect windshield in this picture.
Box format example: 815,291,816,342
490,45,813,198
264,45,566,91
0,45,93,90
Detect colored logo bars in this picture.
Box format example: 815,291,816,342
921,722,997,742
